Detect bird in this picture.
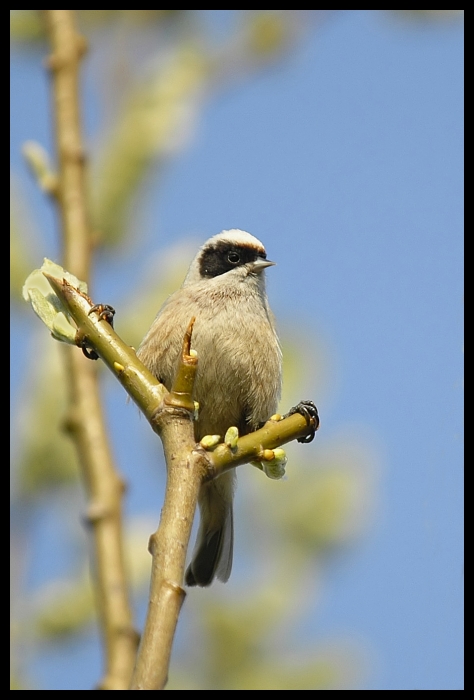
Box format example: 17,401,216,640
137,229,282,586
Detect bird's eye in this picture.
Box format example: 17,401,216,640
227,251,240,264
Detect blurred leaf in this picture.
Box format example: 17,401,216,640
269,437,377,553
9,674,25,691
10,180,41,303
169,584,367,689
10,10,45,43
32,515,155,640
245,11,290,57
91,48,209,246
34,576,95,638
13,341,80,496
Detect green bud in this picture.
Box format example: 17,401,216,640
262,448,287,480
224,426,239,449
199,434,221,450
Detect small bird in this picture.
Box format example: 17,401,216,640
137,229,282,587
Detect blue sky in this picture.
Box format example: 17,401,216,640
11,11,463,690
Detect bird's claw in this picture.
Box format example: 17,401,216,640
80,304,115,360
88,303,115,327
286,400,320,443
80,337,99,360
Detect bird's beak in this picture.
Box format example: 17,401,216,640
251,257,276,272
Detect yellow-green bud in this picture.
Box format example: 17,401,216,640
224,426,239,449
200,434,221,450
262,448,287,480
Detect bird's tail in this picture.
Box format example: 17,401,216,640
185,471,234,587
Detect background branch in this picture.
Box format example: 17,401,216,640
42,10,137,690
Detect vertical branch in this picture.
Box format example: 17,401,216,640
130,322,202,690
130,415,202,690
43,10,138,690
44,10,90,279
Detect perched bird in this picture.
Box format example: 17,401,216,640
137,229,282,586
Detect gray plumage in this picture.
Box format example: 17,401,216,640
137,230,282,586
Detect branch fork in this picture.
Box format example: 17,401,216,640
25,268,319,690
